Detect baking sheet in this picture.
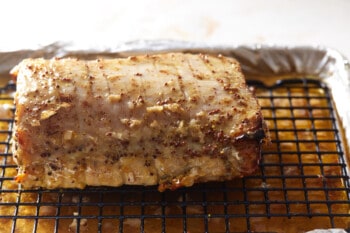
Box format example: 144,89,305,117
1,40,349,153
0,40,349,232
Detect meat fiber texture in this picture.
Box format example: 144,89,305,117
11,53,267,191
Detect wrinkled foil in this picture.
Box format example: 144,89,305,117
1,40,349,154
1,40,349,232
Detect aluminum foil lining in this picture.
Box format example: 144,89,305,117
1,40,350,233
0,39,349,152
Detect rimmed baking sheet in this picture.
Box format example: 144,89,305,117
0,41,349,233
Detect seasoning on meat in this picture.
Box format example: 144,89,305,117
11,53,268,191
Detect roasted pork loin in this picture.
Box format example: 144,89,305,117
11,53,268,191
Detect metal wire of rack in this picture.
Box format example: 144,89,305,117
0,78,349,233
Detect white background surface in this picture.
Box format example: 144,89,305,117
1,0,350,58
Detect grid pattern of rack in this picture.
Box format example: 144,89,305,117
0,78,349,233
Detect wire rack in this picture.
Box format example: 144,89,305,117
0,78,349,233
